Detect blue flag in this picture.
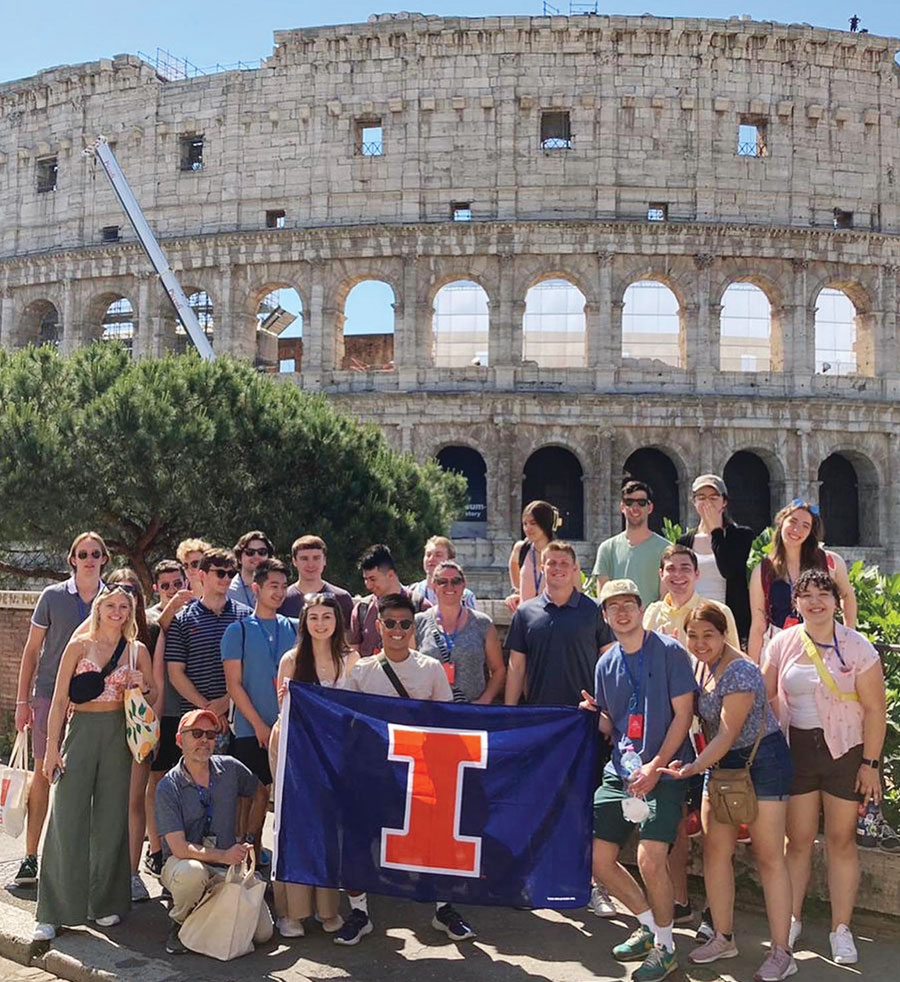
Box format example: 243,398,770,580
273,682,596,908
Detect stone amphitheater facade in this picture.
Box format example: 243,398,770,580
2,12,900,590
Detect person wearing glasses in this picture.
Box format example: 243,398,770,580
228,531,275,609
410,536,478,609
165,549,252,751
155,709,270,955
748,500,856,664
176,538,211,599
762,569,885,966
33,584,155,942
336,593,476,946
415,560,505,703
677,475,755,645
593,481,670,606
13,531,109,889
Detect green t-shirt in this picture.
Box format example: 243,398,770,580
591,531,670,605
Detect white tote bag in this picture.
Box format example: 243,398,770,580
0,730,31,839
179,849,272,960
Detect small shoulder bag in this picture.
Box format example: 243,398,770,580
377,655,410,699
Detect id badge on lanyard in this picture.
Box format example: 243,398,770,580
627,712,644,740
442,662,456,684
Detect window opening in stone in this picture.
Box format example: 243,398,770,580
523,447,584,540
101,225,121,243
179,134,204,171
622,449,680,533
356,120,384,157
523,278,586,368
173,290,213,353
36,156,58,193
818,453,860,546
451,202,472,222
342,280,395,370
833,209,853,229
723,451,772,534
621,281,681,367
737,120,768,157
256,287,302,374
437,446,488,538
814,288,856,375
100,298,136,354
647,203,668,222
432,280,490,367
21,301,61,349
720,283,771,372
540,111,572,150
266,209,286,229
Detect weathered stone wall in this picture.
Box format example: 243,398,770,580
0,594,38,712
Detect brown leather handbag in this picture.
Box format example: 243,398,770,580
706,715,766,827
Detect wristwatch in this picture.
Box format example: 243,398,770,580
861,758,880,769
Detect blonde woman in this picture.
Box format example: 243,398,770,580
33,586,155,941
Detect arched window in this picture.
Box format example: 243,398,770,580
720,283,772,372
172,290,214,354
100,297,137,354
18,300,60,349
621,281,681,367
818,453,860,546
432,280,490,367
522,278,586,367
256,287,303,373
723,451,771,534
522,447,584,540
342,280,395,371
436,446,488,538
814,289,856,375
622,449,680,532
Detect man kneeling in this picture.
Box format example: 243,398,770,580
155,709,270,955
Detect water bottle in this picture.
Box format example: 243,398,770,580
620,742,643,784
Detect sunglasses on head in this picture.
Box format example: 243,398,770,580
622,498,650,508
789,497,820,516
434,576,464,587
207,567,235,579
184,728,217,741
380,617,413,630
115,583,140,596
243,547,270,557
77,549,103,560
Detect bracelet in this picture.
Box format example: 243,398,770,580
15,700,30,706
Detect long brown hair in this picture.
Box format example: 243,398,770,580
291,593,347,685
106,568,151,649
769,502,827,580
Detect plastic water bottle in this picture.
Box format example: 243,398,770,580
620,743,643,783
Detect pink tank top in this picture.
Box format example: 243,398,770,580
72,641,135,703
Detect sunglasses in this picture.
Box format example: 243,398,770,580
380,617,414,630
434,576,464,587
185,728,218,741
243,547,270,557
187,559,202,569
207,567,235,579
789,497,820,516
158,580,185,591
115,583,140,596
622,498,650,508
77,549,103,560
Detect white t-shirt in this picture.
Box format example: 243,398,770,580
781,661,822,730
695,551,727,604
343,649,453,702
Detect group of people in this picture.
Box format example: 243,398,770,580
8,477,891,980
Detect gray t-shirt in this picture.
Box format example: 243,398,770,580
698,657,781,750
591,531,670,605
155,755,260,861
31,577,102,698
415,607,492,702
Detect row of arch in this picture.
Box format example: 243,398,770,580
437,445,874,548
14,276,863,377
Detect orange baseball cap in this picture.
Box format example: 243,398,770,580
178,708,220,732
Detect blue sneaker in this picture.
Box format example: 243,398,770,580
333,909,372,946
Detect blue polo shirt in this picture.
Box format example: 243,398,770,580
506,590,613,706
221,613,298,738
594,630,697,781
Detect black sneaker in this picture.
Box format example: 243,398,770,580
14,855,38,886
432,904,476,941
879,817,900,853
333,909,373,946
144,850,163,878
696,907,714,942
673,901,694,925
165,922,187,954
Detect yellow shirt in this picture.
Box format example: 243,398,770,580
643,591,741,653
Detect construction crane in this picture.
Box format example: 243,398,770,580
83,136,215,361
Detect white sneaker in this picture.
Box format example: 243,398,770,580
829,923,858,965
130,873,150,903
588,883,617,918
277,917,305,938
32,922,57,942
95,914,121,928
788,916,802,949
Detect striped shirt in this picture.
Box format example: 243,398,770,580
165,597,252,713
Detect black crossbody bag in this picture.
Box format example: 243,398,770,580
69,637,127,704
378,655,410,698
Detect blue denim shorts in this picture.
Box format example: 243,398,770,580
703,731,793,801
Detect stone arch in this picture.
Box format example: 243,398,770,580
248,282,304,374
17,298,61,349
332,276,397,371
161,285,217,354
817,449,879,547
436,445,488,537
432,279,491,367
718,281,775,373
619,275,685,369
809,276,876,376
522,445,585,540
723,450,772,534
522,276,587,368
86,290,139,355
621,447,683,533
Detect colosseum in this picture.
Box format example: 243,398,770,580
2,11,899,591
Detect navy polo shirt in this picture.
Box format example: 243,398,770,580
506,590,613,706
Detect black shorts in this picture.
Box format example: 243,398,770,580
151,716,182,773
232,735,272,786
789,727,863,801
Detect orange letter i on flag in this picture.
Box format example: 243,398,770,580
380,725,488,877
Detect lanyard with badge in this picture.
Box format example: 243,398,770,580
434,608,467,685
620,632,646,741
194,772,216,847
